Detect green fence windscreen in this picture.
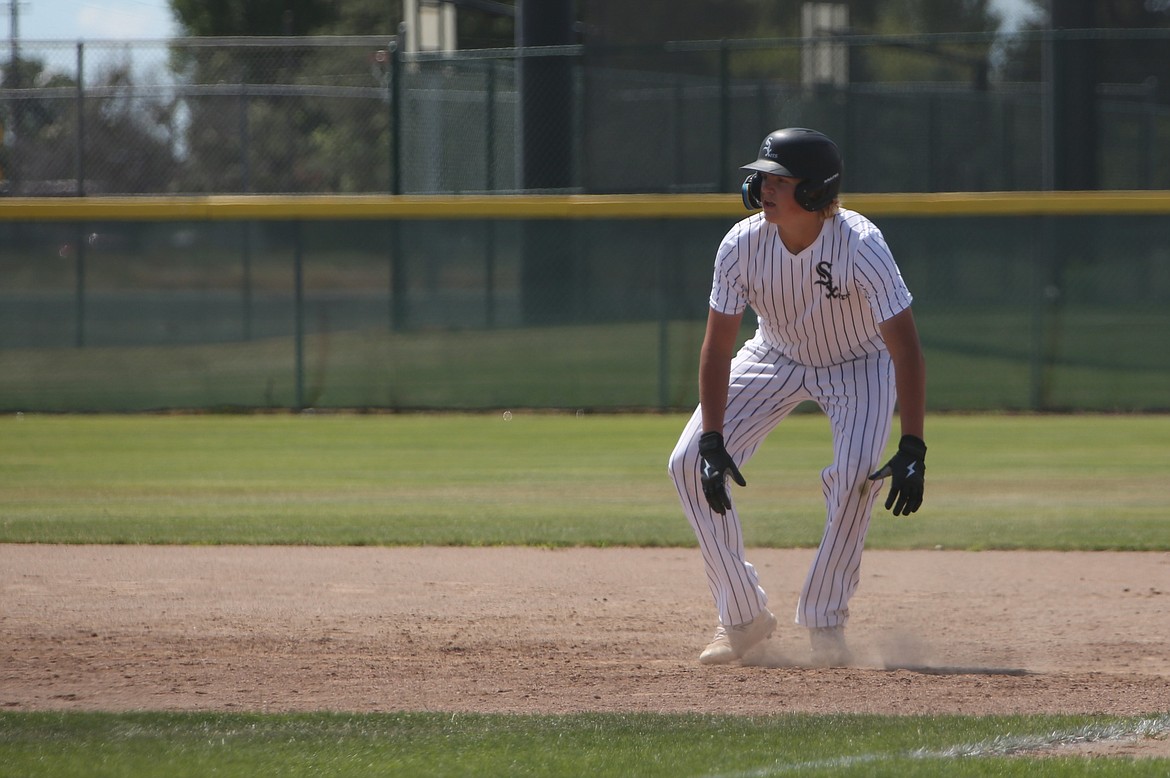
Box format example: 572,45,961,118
2,196,1167,412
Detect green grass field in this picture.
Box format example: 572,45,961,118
1,412,1167,549
3,711,1169,777
1,411,1168,776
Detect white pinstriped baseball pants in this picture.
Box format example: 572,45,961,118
668,339,896,630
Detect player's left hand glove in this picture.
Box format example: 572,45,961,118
868,434,927,516
698,431,746,515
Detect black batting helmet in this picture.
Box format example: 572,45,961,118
741,128,843,212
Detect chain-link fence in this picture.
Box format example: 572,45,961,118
3,31,1169,413
3,30,1170,196
2,199,1168,413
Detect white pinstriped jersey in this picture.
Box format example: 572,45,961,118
709,208,912,368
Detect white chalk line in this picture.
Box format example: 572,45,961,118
703,714,1170,777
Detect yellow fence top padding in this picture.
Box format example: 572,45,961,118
2,191,1170,221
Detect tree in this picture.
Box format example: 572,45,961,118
171,0,340,36
166,0,522,193
995,0,1170,189
82,64,181,193
169,0,356,192
1,56,177,194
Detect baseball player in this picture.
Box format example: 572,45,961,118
667,127,927,666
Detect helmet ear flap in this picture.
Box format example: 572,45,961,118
794,172,840,212
794,180,822,212
741,173,762,210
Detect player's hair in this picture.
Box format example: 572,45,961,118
818,198,841,219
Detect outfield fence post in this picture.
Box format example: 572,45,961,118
241,222,253,342
238,84,251,193
484,220,496,329
718,40,731,194
293,220,305,410
1029,218,1046,410
75,43,85,196
389,221,406,332
391,27,404,195
74,222,86,349
485,58,497,191
655,219,672,410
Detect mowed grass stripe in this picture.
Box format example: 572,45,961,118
0,412,1167,549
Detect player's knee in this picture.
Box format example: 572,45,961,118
823,459,873,499
666,442,693,485
839,452,876,482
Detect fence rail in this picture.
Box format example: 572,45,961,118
3,31,1170,197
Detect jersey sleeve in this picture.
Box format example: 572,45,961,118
853,227,913,322
708,221,749,315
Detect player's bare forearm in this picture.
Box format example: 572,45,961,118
879,308,926,439
699,367,731,434
699,308,743,434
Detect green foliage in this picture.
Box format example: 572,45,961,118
171,0,339,36
164,0,515,192
874,0,999,35
1,413,1167,550
0,56,178,193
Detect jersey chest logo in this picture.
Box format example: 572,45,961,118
814,261,850,300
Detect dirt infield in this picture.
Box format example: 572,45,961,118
3,545,1170,731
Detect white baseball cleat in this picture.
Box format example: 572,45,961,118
698,609,777,665
809,625,852,667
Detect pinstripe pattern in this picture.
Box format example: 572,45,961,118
669,208,910,631
710,209,911,367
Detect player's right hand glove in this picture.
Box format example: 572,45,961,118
868,434,927,516
698,431,746,515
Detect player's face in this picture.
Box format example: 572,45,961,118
758,173,809,224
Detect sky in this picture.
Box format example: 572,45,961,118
6,0,1042,43
5,0,179,41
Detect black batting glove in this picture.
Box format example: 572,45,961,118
698,431,746,515
868,434,927,516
